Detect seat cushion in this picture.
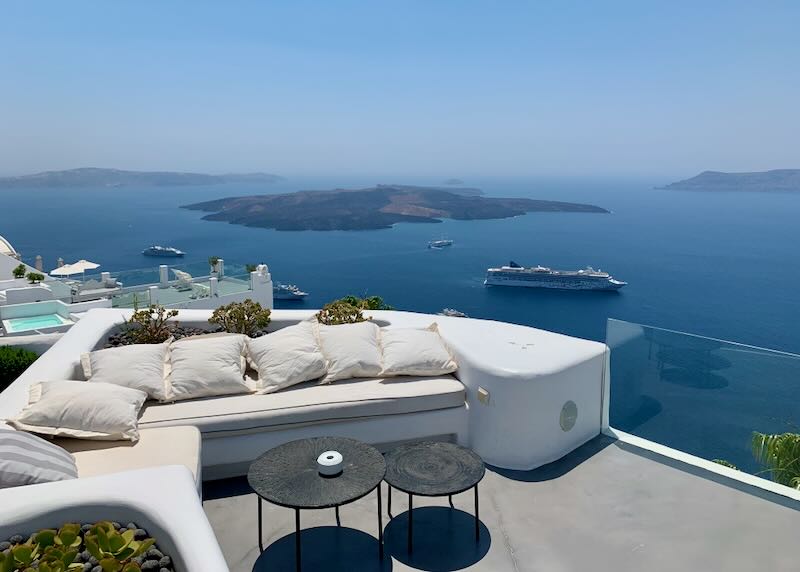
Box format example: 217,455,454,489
57,425,200,485
137,375,465,436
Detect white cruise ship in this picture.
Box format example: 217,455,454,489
485,261,626,291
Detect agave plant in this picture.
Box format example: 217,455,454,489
752,432,800,489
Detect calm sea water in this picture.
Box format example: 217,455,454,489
2,176,799,354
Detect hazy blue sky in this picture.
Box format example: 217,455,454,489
1,1,798,179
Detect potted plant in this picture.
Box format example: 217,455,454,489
208,256,220,275
12,264,26,279
209,299,271,336
25,272,45,284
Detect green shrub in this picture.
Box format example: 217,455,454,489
316,300,368,325
245,263,258,273
12,264,26,279
208,256,220,269
26,272,45,284
0,346,38,392
122,305,179,344
209,299,271,336
335,295,392,310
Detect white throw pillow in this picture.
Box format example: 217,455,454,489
168,334,251,401
81,342,171,402
8,381,147,441
317,321,382,383
247,322,327,394
380,323,458,377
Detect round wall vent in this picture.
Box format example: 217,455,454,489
560,400,578,432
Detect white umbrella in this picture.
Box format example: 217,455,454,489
50,259,100,278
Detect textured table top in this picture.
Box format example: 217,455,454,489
384,441,485,496
247,437,386,509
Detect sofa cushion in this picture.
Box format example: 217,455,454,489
380,323,458,377
0,428,78,488
81,342,171,401
168,334,252,401
9,381,147,441
247,321,327,394
57,426,201,484
138,375,465,436
318,321,383,383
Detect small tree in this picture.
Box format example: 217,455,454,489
208,256,220,272
26,271,45,284
0,346,39,392
336,295,392,311
12,263,26,279
209,299,271,336
245,264,258,273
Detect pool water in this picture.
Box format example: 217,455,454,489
4,313,73,333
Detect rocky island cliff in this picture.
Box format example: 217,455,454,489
659,169,800,192
182,184,609,231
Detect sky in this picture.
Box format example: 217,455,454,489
1,1,798,179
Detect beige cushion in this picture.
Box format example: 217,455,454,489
58,426,201,483
380,323,457,377
138,375,465,436
9,381,147,441
318,321,382,383
168,334,252,401
247,322,327,394
81,342,171,402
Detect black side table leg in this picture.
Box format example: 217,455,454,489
408,493,413,554
448,494,455,509
258,497,263,552
377,483,384,559
387,484,392,518
474,484,480,542
295,508,301,572
335,505,341,527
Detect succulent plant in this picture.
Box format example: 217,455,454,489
122,305,179,344
0,524,83,572
209,299,271,336
316,300,368,325
83,522,153,570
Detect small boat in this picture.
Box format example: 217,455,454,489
273,283,309,300
428,239,454,249
439,308,468,318
142,245,186,257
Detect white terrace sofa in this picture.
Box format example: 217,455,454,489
0,308,608,480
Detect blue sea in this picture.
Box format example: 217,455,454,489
3,176,800,470
3,175,798,352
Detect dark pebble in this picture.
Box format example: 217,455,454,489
158,555,171,567
0,541,10,551
9,534,24,544
146,548,164,560
89,556,99,566
82,563,93,572
140,561,160,571
134,528,148,540
133,555,145,565
126,522,137,530
111,522,121,530
80,550,92,562
81,523,93,532
92,566,102,572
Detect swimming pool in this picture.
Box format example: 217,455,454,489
2,313,73,334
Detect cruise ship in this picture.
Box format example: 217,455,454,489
142,245,186,257
485,261,626,291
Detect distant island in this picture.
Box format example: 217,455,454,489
182,184,608,231
659,169,800,192
0,167,283,188
443,178,465,185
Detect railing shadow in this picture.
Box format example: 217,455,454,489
252,526,391,571
382,507,491,572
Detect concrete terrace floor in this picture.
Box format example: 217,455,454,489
203,436,800,572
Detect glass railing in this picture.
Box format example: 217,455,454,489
607,319,800,479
